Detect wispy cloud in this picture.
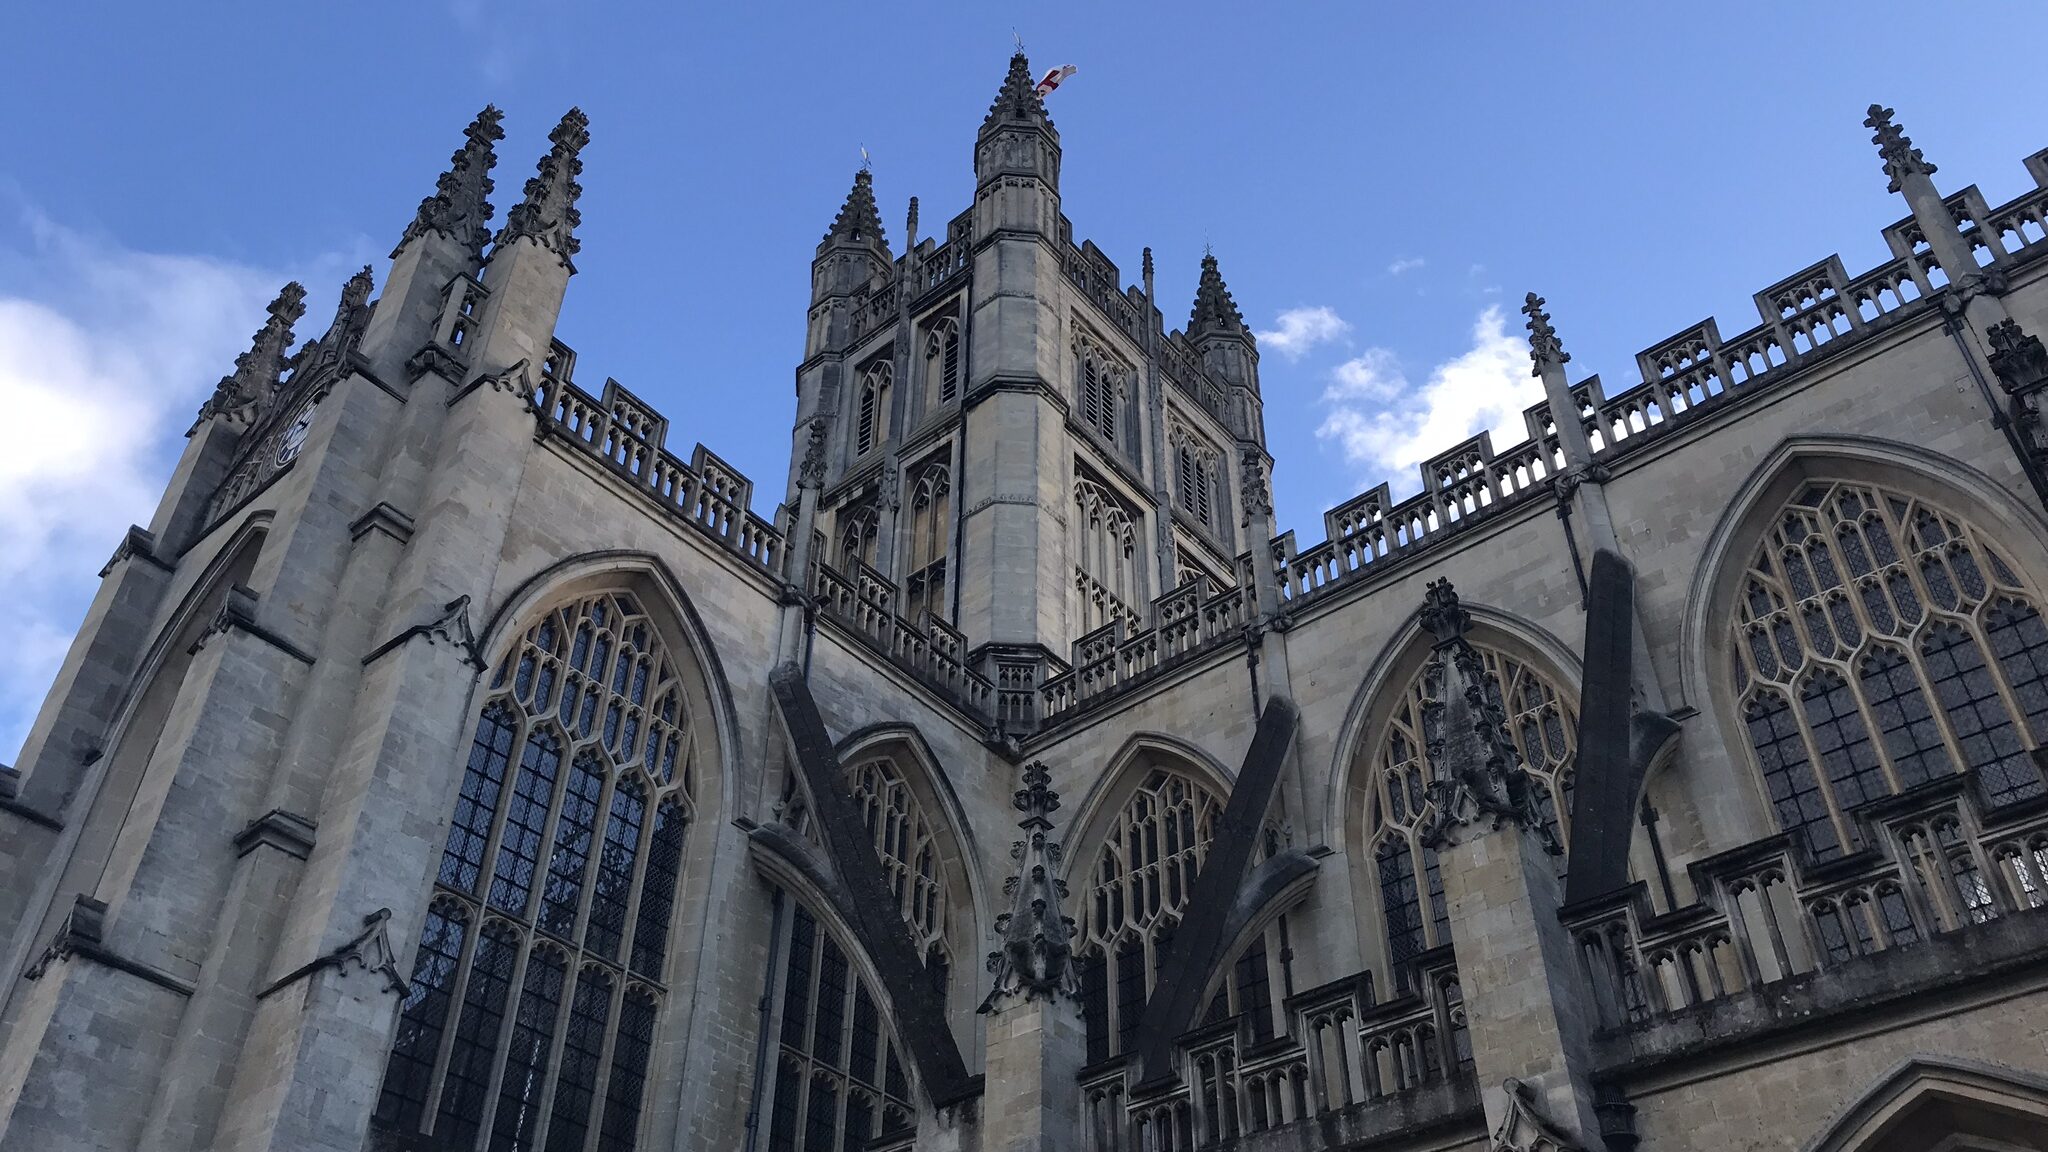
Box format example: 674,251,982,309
1386,257,1426,276
1255,305,1350,360
0,205,349,758
1315,305,1537,491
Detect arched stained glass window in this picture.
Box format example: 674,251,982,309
846,756,950,977
762,901,919,1151
1073,766,1282,1062
376,591,698,1152
1729,480,2048,859
1362,643,1578,985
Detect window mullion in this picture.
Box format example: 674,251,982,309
1785,681,1860,851
473,937,535,1152
577,978,625,1152
422,919,486,1133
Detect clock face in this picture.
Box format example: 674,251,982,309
275,401,316,466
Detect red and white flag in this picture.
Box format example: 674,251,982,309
1034,65,1078,98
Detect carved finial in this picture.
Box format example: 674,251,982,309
1490,1078,1587,1152
1239,446,1273,527
820,168,888,254
1419,577,1470,648
906,196,919,246
798,415,830,489
396,105,504,259
1988,319,2048,394
496,107,589,268
981,760,1080,1010
1142,246,1154,280
339,265,374,314
195,282,307,429
1522,292,1569,374
1190,252,1247,339
1865,103,1936,194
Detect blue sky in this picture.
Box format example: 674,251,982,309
3,1,2045,754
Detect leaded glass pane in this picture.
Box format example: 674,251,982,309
382,590,699,1152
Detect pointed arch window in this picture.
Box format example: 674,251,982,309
1362,644,1577,986
924,319,961,410
376,591,697,1152
1073,766,1283,1062
836,502,879,573
1074,478,1142,636
1171,425,1220,534
1076,339,1127,451
904,461,952,626
761,900,919,1151
1728,481,2048,860
855,363,891,457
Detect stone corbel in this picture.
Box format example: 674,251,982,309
404,342,465,383
347,501,417,546
257,908,409,999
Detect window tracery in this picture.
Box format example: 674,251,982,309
1075,335,1129,450
1074,477,1143,636
855,362,891,457
836,502,879,572
762,900,917,1151
904,461,951,626
1729,480,2048,860
376,591,696,1152
1363,644,1577,985
1073,766,1283,1062
924,319,961,411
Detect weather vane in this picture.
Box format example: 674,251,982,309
1013,28,1025,51
859,144,871,172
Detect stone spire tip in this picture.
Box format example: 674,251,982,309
982,50,1052,135
820,167,888,254
495,107,588,267
1521,292,1569,373
1189,250,1247,339
395,105,505,259
1864,103,1935,194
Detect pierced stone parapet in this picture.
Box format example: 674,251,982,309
1272,142,2048,619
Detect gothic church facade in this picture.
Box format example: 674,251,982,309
6,55,2048,1152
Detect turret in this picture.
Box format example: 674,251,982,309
1188,253,1263,440
973,53,1061,238
810,168,892,310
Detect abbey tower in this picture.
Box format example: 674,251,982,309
5,57,2048,1152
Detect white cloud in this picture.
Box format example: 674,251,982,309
1315,305,1538,491
1254,305,1350,360
0,207,332,759
1386,257,1426,276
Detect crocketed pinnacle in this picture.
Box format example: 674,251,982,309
980,761,1080,1009
981,51,1053,136
497,108,589,267
1189,253,1248,339
1866,104,1936,194
1522,292,1569,373
196,282,307,427
395,105,504,259
819,168,888,254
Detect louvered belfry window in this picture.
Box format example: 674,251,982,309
1730,480,2048,860
376,591,696,1152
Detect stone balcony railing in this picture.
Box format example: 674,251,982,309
1269,151,2048,615
1563,763,2048,1040
1083,953,1475,1152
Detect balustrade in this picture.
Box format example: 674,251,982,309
1567,767,2048,1031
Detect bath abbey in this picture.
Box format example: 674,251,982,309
11,53,2048,1152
